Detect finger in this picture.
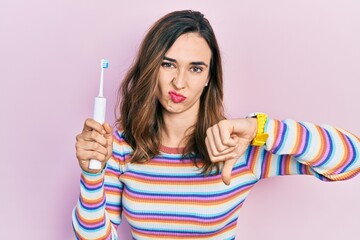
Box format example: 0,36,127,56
209,150,237,163
218,120,238,147
216,120,237,147
205,136,213,158
216,146,237,156
103,122,113,143
76,141,108,156
215,120,237,147
76,148,107,163
207,137,236,163
222,158,237,185
77,155,105,174
223,135,238,147
211,124,230,153
206,127,232,156
83,118,106,135
103,122,113,134
82,130,108,146
206,128,219,157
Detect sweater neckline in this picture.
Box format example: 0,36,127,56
159,145,185,154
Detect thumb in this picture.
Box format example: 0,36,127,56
103,122,113,147
221,142,249,185
221,158,237,185
103,122,113,135
223,134,239,147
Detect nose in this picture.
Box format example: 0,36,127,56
172,69,186,90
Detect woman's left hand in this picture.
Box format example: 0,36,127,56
205,118,258,185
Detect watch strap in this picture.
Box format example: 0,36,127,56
247,113,269,146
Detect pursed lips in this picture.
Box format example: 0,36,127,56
169,91,186,103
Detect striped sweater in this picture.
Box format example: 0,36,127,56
72,118,360,240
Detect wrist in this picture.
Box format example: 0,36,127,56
82,161,108,176
248,118,258,141
246,112,269,146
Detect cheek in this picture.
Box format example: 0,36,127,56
156,79,168,99
158,70,171,85
157,71,174,93
191,77,208,93
195,85,206,97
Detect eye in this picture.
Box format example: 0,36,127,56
190,66,203,73
161,62,175,69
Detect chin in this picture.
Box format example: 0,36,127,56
164,100,184,113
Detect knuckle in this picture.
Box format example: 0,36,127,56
75,151,82,160
213,151,221,157
95,153,105,162
218,119,227,126
211,147,219,156
90,130,97,139
75,134,81,141
209,154,219,163
211,149,218,157
91,151,98,159
205,136,209,145
218,146,227,153
206,127,212,136
92,142,99,150
211,124,218,134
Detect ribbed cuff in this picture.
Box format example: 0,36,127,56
81,162,108,180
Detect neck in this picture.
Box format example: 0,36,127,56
161,110,198,148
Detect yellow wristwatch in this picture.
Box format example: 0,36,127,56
247,113,269,146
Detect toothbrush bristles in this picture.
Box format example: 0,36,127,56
101,59,109,69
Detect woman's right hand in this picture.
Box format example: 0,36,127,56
75,118,113,174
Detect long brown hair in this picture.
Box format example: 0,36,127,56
115,10,225,174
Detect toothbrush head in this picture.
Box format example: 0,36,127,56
101,59,109,68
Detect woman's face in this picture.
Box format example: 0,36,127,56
156,32,211,117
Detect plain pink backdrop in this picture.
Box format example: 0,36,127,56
1,0,359,239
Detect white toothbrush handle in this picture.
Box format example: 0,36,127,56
89,97,107,170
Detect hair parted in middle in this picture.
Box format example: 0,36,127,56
116,10,225,174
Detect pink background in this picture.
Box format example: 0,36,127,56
1,0,359,239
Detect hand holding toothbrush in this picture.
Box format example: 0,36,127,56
75,119,113,173
75,59,113,173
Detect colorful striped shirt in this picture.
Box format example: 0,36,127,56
72,118,360,239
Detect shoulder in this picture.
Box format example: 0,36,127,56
112,129,134,157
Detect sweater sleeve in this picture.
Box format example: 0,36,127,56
248,118,360,181
72,131,125,240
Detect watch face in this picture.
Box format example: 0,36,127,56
246,112,258,118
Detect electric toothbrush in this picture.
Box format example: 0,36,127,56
89,59,108,170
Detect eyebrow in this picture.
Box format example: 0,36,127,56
163,56,208,68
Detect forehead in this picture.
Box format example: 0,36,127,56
165,33,211,64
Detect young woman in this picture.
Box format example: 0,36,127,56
72,10,360,240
